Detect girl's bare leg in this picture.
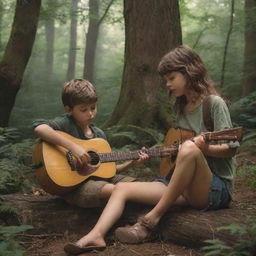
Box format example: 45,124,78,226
75,181,167,247
143,140,212,227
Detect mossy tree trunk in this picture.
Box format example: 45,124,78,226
0,0,41,127
104,0,182,131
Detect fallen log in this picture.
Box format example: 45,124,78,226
1,193,255,249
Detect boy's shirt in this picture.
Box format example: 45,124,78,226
32,113,106,140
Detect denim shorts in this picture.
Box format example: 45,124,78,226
155,174,231,211
204,173,231,211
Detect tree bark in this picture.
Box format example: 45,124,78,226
242,0,256,96
66,0,79,81
2,194,255,249
104,0,182,131
0,0,41,127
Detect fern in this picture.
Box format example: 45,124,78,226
0,225,33,256
202,219,256,256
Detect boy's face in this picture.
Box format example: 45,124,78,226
67,102,97,126
164,71,187,97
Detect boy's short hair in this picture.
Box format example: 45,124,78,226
62,79,97,108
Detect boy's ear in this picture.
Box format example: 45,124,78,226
64,106,72,114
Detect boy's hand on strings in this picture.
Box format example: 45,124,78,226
69,144,91,170
131,147,150,167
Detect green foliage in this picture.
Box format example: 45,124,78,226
181,0,245,99
105,125,165,149
0,128,36,195
0,196,17,216
230,92,256,152
0,159,33,195
237,165,256,189
230,92,256,130
202,219,256,256
0,128,22,146
0,225,33,256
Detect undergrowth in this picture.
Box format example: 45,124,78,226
202,219,256,256
237,165,256,189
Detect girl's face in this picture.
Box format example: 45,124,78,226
67,102,97,126
164,71,187,97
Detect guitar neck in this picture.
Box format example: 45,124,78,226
203,127,243,142
98,148,167,163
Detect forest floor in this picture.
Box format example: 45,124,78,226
21,151,256,256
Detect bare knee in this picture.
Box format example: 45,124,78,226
178,140,201,159
100,183,115,199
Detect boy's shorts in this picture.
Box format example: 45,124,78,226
62,174,136,208
155,173,231,211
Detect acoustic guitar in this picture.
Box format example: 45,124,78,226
32,127,242,195
159,127,243,178
32,131,176,195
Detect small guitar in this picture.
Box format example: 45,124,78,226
32,131,176,195
159,127,243,178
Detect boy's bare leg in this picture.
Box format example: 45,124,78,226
143,140,212,227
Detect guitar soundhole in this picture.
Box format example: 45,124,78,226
88,151,100,166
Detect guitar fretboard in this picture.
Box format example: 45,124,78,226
97,148,170,163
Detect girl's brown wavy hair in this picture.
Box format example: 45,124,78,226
158,45,219,113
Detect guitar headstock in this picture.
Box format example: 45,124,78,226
203,127,243,142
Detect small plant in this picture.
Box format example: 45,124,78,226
237,165,256,189
0,225,33,256
202,219,256,256
0,127,22,146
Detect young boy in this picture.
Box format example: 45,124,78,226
32,79,148,208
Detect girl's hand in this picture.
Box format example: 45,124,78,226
191,134,209,154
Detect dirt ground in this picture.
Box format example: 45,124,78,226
22,151,256,256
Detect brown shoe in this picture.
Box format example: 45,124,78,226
115,222,155,244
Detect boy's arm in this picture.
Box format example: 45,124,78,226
34,124,90,166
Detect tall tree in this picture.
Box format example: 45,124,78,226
66,0,79,81
44,0,55,78
0,0,41,127
104,0,182,130
83,0,115,82
220,0,235,88
242,0,256,96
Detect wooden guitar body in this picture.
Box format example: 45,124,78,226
160,128,195,178
32,131,116,195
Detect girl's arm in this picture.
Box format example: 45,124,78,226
192,135,237,158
